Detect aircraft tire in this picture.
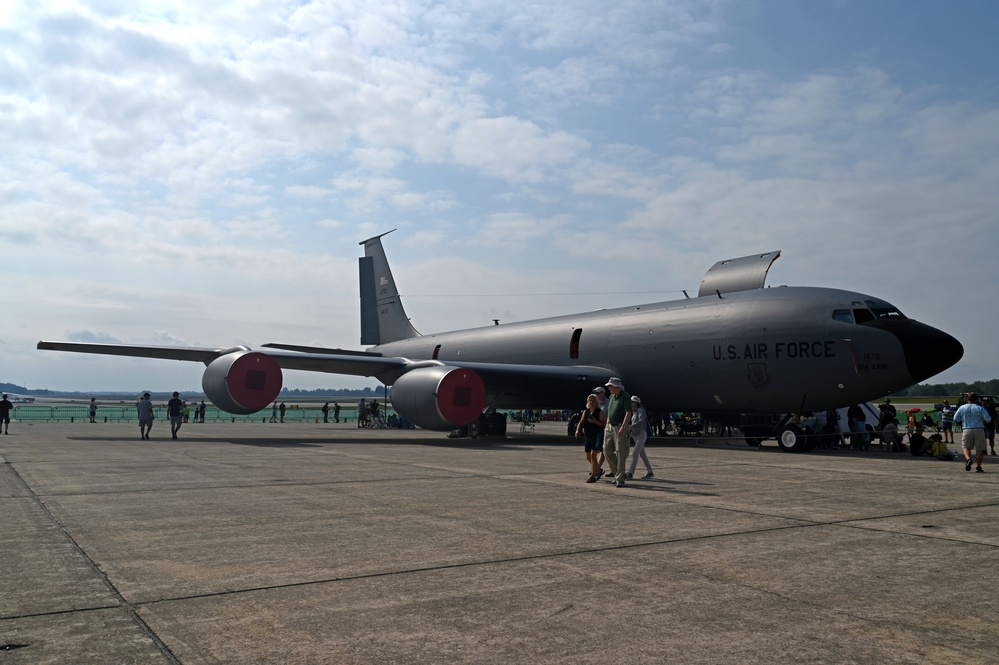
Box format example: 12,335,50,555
489,412,507,437
467,418,482,439
568,413,581,437
777,424,809,452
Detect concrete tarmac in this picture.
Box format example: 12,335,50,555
2,420,998,664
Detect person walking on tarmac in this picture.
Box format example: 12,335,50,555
955,393,991,473
626,395,654,480
603,378,633,488
137,392,154,440
575,394,606,483
0,394,13,435
167,392,184,440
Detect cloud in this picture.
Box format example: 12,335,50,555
2,1,997,391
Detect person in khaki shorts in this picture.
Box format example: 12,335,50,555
603,378,633,488
954,393,991,473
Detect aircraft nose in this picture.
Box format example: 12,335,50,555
891,320,964,384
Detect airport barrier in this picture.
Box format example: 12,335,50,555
10,405,390,425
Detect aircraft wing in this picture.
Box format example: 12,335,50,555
265,349,616,400
423,360,617,408
37,341,224,363
37,340,615,410
36,340,409,378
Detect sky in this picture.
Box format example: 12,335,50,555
2,0,998,393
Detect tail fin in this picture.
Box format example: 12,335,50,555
359,230,420,345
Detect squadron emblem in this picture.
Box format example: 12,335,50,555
747,363,772,389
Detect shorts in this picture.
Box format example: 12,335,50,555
941,420,953,431
139,418,153,426
170,415,183,427
962,428,987,452
1,415,9,424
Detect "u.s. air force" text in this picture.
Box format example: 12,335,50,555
712,341,837,361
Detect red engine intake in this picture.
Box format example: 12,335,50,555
202,350,283,415
391,366,487,430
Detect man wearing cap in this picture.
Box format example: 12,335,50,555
167,391,184,440
604,377,633,487
955,392,991,473
136,392,154,440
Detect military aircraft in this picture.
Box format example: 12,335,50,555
38,231,963,450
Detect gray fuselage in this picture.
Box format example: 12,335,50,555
371,285,960,414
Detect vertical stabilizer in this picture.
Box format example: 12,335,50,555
359,230,420,345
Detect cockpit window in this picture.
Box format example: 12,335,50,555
833,309,854,324
853,308,875,324
837,303,907,324
869,306,906,320
848,305,907,324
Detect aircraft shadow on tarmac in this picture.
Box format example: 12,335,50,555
66,436,321,448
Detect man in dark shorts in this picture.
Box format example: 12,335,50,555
167,392,184,439
0,394,12,435
575,393,606,482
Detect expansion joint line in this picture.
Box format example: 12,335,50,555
4,463,182,664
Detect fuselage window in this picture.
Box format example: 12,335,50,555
569,329,582,360
833,309,854,324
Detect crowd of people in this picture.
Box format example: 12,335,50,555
796,395,994,470
5,387,992,477
133,392,208,440
573,377,654,488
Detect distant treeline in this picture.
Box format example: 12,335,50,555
890,379,999,398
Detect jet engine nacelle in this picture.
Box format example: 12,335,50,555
391,366,487,430
201,350,283,415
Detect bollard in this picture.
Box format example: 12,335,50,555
104,416,108,423
71,416,74,423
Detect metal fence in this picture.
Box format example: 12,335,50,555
9,405,379,424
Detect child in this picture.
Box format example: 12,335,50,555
927,433,955,460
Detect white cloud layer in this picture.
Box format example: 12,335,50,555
2,0,998,391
